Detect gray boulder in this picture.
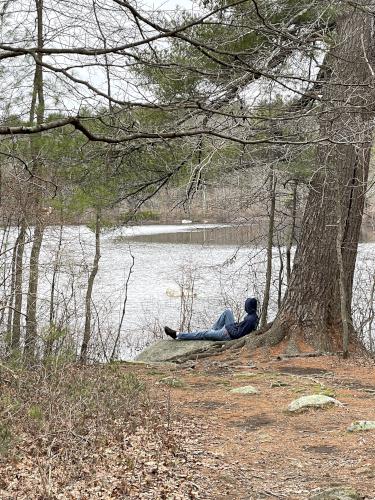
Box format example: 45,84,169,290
135,339,223,363
288,395,343,412
230,385,259,395
347,420,375,432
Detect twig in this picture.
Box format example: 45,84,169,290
110,247,135,361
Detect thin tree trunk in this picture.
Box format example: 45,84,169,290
0,218,13,325
24,223,44,357
12,221,26,350
367,275,375,353
260,167,276,328
7,228,21,336
110,250,135,361
44,224,63,359
277,238,284,310
286,180,297,284
24,0,45,360
80,211,101,363
0,221,12,328
336,206,350,358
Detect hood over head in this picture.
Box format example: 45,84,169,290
245,298,257,314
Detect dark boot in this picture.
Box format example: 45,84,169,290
164,326,177,339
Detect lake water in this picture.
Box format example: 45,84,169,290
1,223,374,359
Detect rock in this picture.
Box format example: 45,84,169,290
230,385,259,394
309,486,362,499
165,287,182,298
135,339,223,363
288,394,343,412
271,380,289,388
347,420,375,432
233,372,258,378
159,377,185,388
166,287,197,298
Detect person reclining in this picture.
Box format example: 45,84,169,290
164,298,258,341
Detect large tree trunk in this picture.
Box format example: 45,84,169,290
260,3,375,352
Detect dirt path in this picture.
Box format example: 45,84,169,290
140,349,375,499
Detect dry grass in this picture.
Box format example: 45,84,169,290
2,350,375,499
0,360,197,499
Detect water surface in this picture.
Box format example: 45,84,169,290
1,224,374,359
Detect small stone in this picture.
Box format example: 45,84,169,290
233,372,258,378
288,394,343,412
159,377,185,388
347,420,375,432
309,486,361,499
271,380,289,388
230,385,259,395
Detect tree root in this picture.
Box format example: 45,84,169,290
173,338,246,364
166,319,303,364
173,323,279,364
170,319,372,364
243,320,288,350
275,351,324,360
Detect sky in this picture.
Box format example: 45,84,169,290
146,0,194,10
0,0,208,118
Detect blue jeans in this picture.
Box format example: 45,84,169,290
177,309,234,341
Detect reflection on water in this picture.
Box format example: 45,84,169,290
128,224,264,246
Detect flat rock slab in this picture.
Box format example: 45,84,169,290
230,385,259,395
288,394,343,412
135,339,223,363
309,486,362,499
347,420,375,432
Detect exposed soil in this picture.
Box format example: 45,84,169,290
276,366,331,376
3,348,375,499
136,346,375,499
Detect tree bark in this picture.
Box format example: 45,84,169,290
7,226,21,337
286,180,297,284
44,223,64,359
262,3,375,352
12,221,26,350
24,0,45,359
24,222,44,356
80,211,101,363
260,166,276,328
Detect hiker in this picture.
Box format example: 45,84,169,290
164,297,258,341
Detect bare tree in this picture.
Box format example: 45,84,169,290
80,210,101,362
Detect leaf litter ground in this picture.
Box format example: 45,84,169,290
1,346,375,499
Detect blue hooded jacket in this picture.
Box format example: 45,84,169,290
226,298,258,339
